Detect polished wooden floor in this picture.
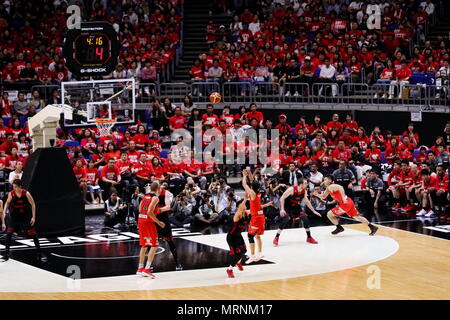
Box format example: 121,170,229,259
1,224,449,300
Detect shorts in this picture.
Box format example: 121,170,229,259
248,215,265,236
156,211,173,241
7,217,37,236
285,204,307,217
331,197,359,217
87,185,103,193
226,233,247,255
138,219,159,247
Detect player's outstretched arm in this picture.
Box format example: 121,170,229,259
242,169,256,200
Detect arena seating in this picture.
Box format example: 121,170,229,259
0,0,183,90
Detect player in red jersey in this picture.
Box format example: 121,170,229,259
242,168,267,264
136,182,165,278
226,197,249,278
434,165,449,217
315,175,378,235
1,179,45,262
275,179,321,246
416,169,438,217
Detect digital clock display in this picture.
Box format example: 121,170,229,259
74,33,110,65
63,22,119,76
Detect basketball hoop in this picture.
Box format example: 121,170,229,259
95,118,116,136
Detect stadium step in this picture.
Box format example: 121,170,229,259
173,1,232,83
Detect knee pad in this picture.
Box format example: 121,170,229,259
248,233,255,243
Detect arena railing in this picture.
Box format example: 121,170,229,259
158,82,190,102
222,81,254,103
30,84,61,103
341,83,371,105
191,81,220,103
14,82,450,110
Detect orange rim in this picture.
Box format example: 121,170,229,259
95,118,116,123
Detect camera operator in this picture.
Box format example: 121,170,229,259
362,169,385,219
217,189,241,223
169,194,193,228
195,193,219,224
309,185,328,217
183,177,202,204
266,179,286,222
104,189,127,228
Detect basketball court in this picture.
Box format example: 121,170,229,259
1,216,448,300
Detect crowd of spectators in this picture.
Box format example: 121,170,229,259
47,101,449,227
0,84,448,227
191,0,449,99
0,0,182,94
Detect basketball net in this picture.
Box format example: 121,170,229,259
95,118,116,136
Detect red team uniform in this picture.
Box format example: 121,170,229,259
138,194,160,247
248,193,265,235
329,188,359,217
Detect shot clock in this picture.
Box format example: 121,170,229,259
63,22,120,77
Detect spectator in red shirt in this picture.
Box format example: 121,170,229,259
308,115,327,138
364,141,383,168
434,164,448,214
275,114,291,137
326,113,343,136
385,138,402,164
353,127,370,151
190,59,205,81
342,114,358,136
150,157,167,181
100,158,122,198
73,159,88,204
0,134,18,155
332,139,352,164
85,159,104,204
402,123,419,146
369,126,386,150
416,169,438,217
132,153,153,188
169,107,187,131
132,125,149,149
202,104,219,127
389,60,412,99
415,146,428,164
246,103,264,126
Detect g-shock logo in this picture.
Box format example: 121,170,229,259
80,67,107,73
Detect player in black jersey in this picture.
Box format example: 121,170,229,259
156,184,183,271
226,197,249,278
274,179,321,246
0,179,45,262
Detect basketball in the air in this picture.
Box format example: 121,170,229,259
209,92,221,104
